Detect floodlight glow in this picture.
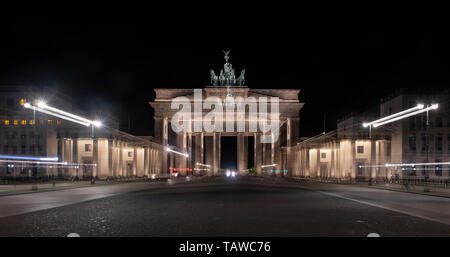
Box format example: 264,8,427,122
373,104,439,128
196,162,211,167
194,168,209,171
34,106,91,126
38,102,93,124
93,120,102,127
37,101,47,108
231,171,236,177
166,148,189,157
0,154,58,161
25,102,102,127
363,104,424,128
359,161,450,168
226,171,231,177
385,161,450,167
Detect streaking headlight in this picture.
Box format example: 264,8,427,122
231,171,236,177
226,171,231,177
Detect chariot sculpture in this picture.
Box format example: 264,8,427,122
210,50,245,86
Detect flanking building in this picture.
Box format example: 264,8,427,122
288,89,450,182
0,86,165,180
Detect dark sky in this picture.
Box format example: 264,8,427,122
0,17,449,136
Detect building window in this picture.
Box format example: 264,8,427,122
4,120,9,125
409,118,415,130
357,145,364,154
47,120,52,125
13,120,18,125
321,152,327,158
421,134,428,151
56,120,61,125
21,120,26,125
39,120,44,125
436,134,443,151
448,135,450,151
435,159,442,176
29,120,35,125
85,144,92,152
128,151,133,158
20,98,26,106
357,162,364,175
409,135,416,151
436,117,443,128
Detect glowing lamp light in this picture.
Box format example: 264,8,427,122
166,147,189,157
37,101,47,108
373,104,439,128
24,101,102,128
363,104,425,128
0,154,58,161
93,120,102,127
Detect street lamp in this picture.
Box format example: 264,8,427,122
24,101,103,128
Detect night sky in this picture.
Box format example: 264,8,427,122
1,18,449,137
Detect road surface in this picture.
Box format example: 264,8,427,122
0,177,449,236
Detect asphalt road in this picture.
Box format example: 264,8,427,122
0,177,449,236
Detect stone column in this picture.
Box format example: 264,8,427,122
205,135,213,175
156,149,161,175
213,133,221,175
272,132,281,176
176,133,187,174
330,143,336,178
153,149,157,175
93,138,99,178
108,139,114,178
351,140,356,180
370,139,377,181
237,134,248,172
254,133,262,175
169,151,174,176
144,147,150,177
187,133,193,173
194,133,204,174
57,138,64,178
133,146,138,177
161,117,168,175
73,138,78,178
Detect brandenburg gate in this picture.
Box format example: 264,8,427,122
149,52,304,176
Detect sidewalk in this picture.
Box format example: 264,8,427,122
0,181,118,196
290,177,450,198
368,182,450,198
0,175,210,196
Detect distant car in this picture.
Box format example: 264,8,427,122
225,170,236,177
